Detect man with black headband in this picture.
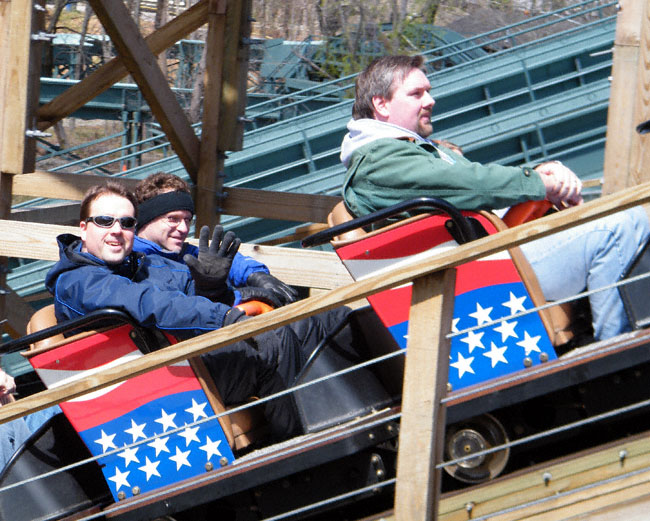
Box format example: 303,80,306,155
134,172,298,307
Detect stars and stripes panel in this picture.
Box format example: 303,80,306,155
28,325,235,501
335,213,557,390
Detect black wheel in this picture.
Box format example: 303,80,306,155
443,414,509,484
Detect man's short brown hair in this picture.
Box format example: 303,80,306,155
352,55,426,120
80,181,137,221
135,172,190,204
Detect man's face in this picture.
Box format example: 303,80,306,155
373,68,435,138
137,209,192,253
80,194,136,264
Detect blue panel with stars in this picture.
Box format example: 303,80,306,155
448,282,557,390
78,389,234,501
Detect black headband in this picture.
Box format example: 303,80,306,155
136,191,195,231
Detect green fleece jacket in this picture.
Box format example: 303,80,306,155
342,137,546,217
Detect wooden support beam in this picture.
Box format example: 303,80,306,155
2,181,650,424
195,0,227,231
0,0,33,174
87,0,200,179
36,0,210,131
603,0,650,193
11,171,341,223
394,269,456,521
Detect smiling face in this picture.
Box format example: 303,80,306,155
372,67,435,138
137,209,192,253
80,194,136,264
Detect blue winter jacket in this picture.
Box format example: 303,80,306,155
133,236,269,287
45,234,233,339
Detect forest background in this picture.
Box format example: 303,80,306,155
39,0,590,163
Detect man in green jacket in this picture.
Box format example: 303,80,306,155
340,54,649,341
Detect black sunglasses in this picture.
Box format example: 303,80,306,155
86,215,137,230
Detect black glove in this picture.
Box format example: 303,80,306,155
246,271,298,306
223,306,247,326
184,225,241,302
238,286,283,308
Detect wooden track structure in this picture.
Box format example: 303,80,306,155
1,1,650,520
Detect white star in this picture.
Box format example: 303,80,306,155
169,446,192,471
460,330,485,353
117,446,139,467
469,302,493,325
517,331,542,356
483,342,508,368
199,436,223,460
502,292,527,315
148,436,170,457
493,320,518,342
185,399,209,422
155,409,177,432
108,467,130,491
451,317,460,334
178,425,201,446
450,352,475,379
138,456,161,481
95,430,117,453
124,419,147,443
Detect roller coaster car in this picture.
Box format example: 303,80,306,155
304,196,650,486
0,303,403,520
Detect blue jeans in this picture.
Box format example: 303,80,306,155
0,406,61,472
520,206,650,341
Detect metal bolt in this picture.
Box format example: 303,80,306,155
376,468,385,479
25,129,52,138
368,432,376,441
542,471,552,486
132,486,140,496
371,454,381,465
619,449,628,465
220,456,229,467
117,491,126,500
447,382,453,392
523,357,533,368
466,501,475,517
205,461,214,471
539,352,549,363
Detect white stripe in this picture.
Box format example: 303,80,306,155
340,240,510,282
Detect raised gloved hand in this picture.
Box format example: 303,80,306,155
246,271,298,306
238,286,283,309
184,225,241,302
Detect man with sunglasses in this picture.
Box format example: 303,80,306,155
45,181,319,441
133,172,298,308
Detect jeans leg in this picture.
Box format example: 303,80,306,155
519,206,650,340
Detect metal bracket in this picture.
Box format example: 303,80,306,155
25,129,53,138
31,31,56,41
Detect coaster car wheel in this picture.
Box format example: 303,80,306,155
443,413,510,484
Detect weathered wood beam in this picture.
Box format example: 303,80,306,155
603,0,650,193
195,0,227,231
11,202,80,225
394,270,455,521
87,0,200,179
0,219,351,289
11,171,341,223
36,0,210,131
2,181,650,423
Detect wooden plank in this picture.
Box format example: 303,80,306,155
2,287,33,338
195,0,227,231
394,270,455,521
10,202,81,225
0,0,32,174
87,0,200,179
0,219,350,289
602,0,648,194
11,171,341,223
36,0,210,130
218,0,250,151
2,181,649,426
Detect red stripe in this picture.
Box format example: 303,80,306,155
61,364,199,432
455,259,521,295
30,325,139,371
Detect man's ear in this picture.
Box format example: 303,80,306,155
371,95,390,120
79,220,87,242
